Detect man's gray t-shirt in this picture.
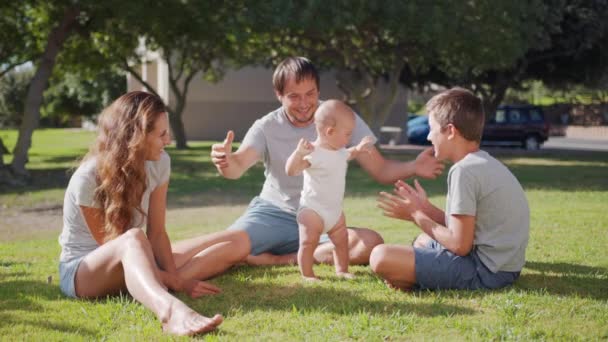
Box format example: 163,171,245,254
446,150,529,273
58,152,171,262
240,105,376,213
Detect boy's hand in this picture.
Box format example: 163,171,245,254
395,179,428,205
355,136,375,154
377,179,427,221
377,191,415,221
295,138,314,157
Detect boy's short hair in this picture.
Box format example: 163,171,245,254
272,57,320,95
426,87,485,142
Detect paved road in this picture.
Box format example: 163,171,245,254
543,137,608,152
381,136,608,153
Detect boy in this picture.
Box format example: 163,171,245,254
285,100,373,281
371,88,529,290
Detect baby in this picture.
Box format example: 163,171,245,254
286,100,374,281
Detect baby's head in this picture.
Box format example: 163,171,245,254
314,100,355,149
425,87,484,160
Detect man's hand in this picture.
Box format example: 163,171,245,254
295,138,314,157
355,136,375,154
182,278,222,299
211,130,234,169
414,147,444,179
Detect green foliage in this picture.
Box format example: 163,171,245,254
40,67,126,127
0,68,34,128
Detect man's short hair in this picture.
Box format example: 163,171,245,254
272,57,320,95
426,87,485,142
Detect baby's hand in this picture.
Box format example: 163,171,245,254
355,136,375,154
336,272,355,280
295,138,314,156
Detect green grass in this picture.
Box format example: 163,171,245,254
1,128,608,340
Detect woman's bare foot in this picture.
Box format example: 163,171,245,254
336,272,355,279
162,301,223,336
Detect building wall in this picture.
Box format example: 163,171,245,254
128,63,410,142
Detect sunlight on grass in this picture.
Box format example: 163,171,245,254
1,128,607,340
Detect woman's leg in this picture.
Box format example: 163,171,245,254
172,230,251,280
74,229,223,336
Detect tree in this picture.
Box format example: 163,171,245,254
435,0,608,117
263,1,545,135
8,0,146,177
10,2,84,176
116,0,266,149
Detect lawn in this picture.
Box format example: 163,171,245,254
1,128,607,341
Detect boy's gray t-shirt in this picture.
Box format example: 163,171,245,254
58,152,171,263
240,105,376,213
446,150,529,273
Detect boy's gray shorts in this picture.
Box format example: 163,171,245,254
414,239,520,290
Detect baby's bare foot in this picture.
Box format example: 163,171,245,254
162,302,223,336
336,272,355,279
302,276,320,282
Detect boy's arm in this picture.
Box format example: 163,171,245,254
378,180,474,255
347,135,375,161
411,212,475,256
285,138,314,176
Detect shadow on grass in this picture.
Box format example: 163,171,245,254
195,266,476,319
2,146,607,206
0,279,97,337
515,261,608,300
0,167,73,194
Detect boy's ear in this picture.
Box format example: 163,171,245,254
326,126,335,136
446,124,458,140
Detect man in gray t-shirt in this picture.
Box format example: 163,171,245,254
373,88,529,290
210,57,444,266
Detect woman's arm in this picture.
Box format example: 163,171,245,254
146,181,177,273
80,206,106,245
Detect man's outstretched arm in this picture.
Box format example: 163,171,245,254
355,146,444,184
210,130,260,179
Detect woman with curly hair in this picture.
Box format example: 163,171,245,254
58,91,250,336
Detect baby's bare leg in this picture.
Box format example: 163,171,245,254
297,209,324,280
327,214,354,279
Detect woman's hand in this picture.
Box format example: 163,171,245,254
181,278,222,299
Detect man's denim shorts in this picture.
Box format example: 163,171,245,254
414,239,520,290
59,256,85,298
228,196,329,255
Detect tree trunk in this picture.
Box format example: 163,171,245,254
10,7,80,177
336,62,405,138
0,137,22,186
168,107,188,149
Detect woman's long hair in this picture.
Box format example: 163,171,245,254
84,91,167,242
